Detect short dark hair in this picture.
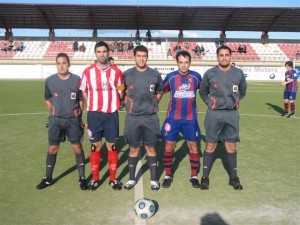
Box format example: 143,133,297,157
216,45,232,55
285,61,293,67
56,52,70,64
94,41,109,52
108,57,114,61
133,45,148,56
176,50,191,62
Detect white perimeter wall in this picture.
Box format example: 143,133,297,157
0,64,290,81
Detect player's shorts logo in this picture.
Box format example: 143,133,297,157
150,84,155,91
164,123,171,132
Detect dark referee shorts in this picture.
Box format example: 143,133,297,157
87,111,119,143
204,108,240,143
124,114,161,147
48,116,84,145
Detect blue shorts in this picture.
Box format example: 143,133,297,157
284,91,297,100
161,118,201,142
87,111,119,143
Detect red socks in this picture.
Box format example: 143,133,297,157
108,150,118,181
189,152,200,177
163,151,174,176
90,150,100,181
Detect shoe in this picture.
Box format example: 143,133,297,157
36,177,52,189
150,180,160,191
162,176,173,188
124,180,136,190
79,177,88,190
282,112,289,117
109,180,122,190
288,113,296,118
88,180,100,191
200,176,209,190
190,176,200,188
229,177,243,190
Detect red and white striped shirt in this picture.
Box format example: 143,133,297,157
79,64,124,113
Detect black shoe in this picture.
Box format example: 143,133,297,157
190,176,200,188
88,180,100,191
124,180,136,190
79,177,88,190
150,180,160,191
162,176,173,188
288,113,296,118
109,180,122,190
36,177,52,190
200,176,209,190
282,112,289,117
229,177,243,190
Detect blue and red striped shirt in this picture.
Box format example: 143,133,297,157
285,69,298,93
163,70,202,120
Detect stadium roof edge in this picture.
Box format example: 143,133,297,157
0,3,300,32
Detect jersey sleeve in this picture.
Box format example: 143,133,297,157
44,78,52,100
163,73,171,93
156,72,164,93
78,70,88,93
199,72,210,103
239,71,247,99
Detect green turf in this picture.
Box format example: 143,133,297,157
0,80,299,225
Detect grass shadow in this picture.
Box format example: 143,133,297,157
265,102,284,115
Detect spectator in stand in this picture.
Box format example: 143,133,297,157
146,29,152,43
193,44,201,56
73,41,78,52
156,37,161,45
174,44,182,53
237,44,243,53
11,42,18,51
215,38,220,48
108,56,115,65
135,30,141,45
16,42,26,52
242,44,247,53
231,62,236,67
127,41,134,51
167,48,172,59
183,41,189,50
108,42,114,52
79,43,86,52
200,44,205,56
1,41,10,53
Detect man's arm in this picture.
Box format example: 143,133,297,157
45,99,52,110
199,73,209,104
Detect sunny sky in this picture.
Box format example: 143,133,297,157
0,0,299,39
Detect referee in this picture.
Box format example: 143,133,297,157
36,53,87,190
199,45,247,190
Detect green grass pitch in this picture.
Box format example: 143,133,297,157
0,80,299,225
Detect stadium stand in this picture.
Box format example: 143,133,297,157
0,39,299,63
277,43,300,61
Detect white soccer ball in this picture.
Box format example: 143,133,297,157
134,198,156,219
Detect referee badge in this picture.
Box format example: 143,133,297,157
233,85,238,92
150,84,155,91
71,92,76,99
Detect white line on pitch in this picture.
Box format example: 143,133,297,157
134,151,147,225
0,111,297,120
0,112,47,116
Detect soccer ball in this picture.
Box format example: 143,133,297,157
134,198,156,219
